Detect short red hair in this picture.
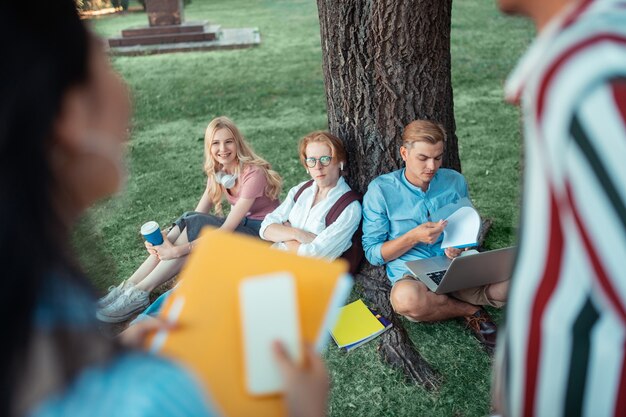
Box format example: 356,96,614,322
298,131,347,168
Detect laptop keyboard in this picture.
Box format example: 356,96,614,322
427,270,447,285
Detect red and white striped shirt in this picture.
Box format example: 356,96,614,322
498,1,626,416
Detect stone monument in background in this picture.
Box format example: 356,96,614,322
146,0,184,26
108,0,260,56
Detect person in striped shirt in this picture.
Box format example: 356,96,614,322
494,0,626,415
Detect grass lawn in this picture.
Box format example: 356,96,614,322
84,1,534,416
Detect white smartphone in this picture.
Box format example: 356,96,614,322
239,272,301,396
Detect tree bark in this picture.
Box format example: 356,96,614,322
317,0,459,390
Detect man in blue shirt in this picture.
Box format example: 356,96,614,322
362,120,508,353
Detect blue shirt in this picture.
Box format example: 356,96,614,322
361,168,470,283
30,276,215,417
32,353,215,417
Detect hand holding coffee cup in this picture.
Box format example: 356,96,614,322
141,221,164,246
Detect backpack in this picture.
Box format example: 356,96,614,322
293,180,364,275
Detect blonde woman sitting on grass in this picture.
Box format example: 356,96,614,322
97,116,282,323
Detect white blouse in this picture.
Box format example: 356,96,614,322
259,176,362,260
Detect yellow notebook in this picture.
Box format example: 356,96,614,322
330,299,390,349
147,229,352,417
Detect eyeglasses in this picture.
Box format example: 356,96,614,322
305,155,332,168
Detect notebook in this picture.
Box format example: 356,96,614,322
330,299,392,351
147,229,352,417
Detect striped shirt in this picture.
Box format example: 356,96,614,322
498,1,626,416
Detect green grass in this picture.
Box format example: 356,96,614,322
82,1,534,416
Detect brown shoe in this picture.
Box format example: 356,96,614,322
461,309,497,355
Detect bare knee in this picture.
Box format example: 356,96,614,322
487,280,509,302
172,228,189,245
390,280,431,322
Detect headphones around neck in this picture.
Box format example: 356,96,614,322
216,171,238,189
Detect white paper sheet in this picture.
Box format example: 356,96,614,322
440,206,481,249
430,197,473,222
239,272,301,395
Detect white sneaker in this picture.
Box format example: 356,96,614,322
96,286,150,323
97,280,130,308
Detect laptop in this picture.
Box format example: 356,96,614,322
405,247,516,294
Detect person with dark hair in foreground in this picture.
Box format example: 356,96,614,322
0,2,327,416
494,0,626,415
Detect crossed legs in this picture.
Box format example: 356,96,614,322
390,277,509,322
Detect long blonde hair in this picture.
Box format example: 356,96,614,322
203,116,282,215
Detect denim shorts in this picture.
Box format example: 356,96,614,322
172,211,263,241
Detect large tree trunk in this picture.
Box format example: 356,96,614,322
317,0,459,390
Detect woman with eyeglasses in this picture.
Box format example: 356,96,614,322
97,116,282,323
260,131,362,261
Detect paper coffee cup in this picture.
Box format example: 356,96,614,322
141,221,164,245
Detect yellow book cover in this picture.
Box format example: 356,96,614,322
147,228,351,417
331,299,385,348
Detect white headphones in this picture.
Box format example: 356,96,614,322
216,171,238,189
